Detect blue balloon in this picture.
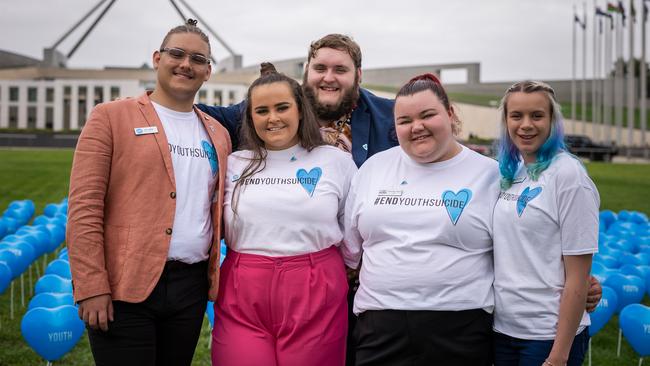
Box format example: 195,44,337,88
21,200,35,216
52,214,67,228
629,212,649,225
639,244,650,255
58,252,69,261
8,200,25,211
220,241,227,266
589,286,618,336
598,232,616,245
2,216,18,234
28,293,75,310
21,305,84,361
44,224,65,252
2,234,22,243
591,263,619,283
611,239,636,253
206,301,215,328
35,275,73,295
620,264,646,279
619,304,650,356
599,210,617,229
4,207,31,225
0,261,12,294
45,259,71,279
19,232,48,258
619,210,632,221
33,216,53,227
0,250,21,279
0,218,7,239
59,202,68,214
620,253,650,266
593,253,620,269
604,274,646,313
43,204,60,218
0,243,34,276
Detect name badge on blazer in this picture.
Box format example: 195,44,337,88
134,126,158,136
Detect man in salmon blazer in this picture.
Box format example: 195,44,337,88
66,19,230,365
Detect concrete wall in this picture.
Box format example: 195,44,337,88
455,102,648,147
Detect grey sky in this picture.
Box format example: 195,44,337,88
1,0,646,82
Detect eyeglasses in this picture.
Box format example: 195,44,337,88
160,47,210,65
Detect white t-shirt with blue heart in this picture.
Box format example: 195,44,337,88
492,152,599,340
152,102,218,264
344,145,500,315
224,144,357,256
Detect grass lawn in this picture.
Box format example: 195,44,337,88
0,149,648,365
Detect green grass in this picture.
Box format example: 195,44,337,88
0,149,212,365
585,162,650,214
0,149,648,365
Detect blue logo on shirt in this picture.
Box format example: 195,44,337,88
516,186,542,217
442,189,472,225
201,140,218,177
296,167,322,197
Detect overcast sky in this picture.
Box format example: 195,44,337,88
1,0,647,82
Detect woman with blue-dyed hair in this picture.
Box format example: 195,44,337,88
492,81,600,366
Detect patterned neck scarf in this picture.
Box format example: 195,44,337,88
320,112,353,153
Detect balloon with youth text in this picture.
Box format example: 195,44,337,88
21,305,84,361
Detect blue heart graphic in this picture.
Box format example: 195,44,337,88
202,140,218,177
296,167,322,197
516,186,542,217
442,189,472,225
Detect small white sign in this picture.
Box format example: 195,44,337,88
134,126,158,136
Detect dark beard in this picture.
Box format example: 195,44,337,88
303,84,359,123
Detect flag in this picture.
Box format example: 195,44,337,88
607,2,621,12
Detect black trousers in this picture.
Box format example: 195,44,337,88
87,260,208,366
354,309,493,366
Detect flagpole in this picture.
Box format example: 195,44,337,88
573,5,579,132
599,15,607,141
627,0,635,157
616,9,624,145
604,14,614,144
597,16,603,140
593,1,600,137
641,0,648,157
583,2,589,134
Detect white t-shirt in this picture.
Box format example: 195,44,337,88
153,102,218,263
493,152,600,340
344,145,500,315
224,144,357,256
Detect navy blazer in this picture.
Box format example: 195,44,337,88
197,88,398,167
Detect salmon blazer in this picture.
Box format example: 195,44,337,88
67,92,231,303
